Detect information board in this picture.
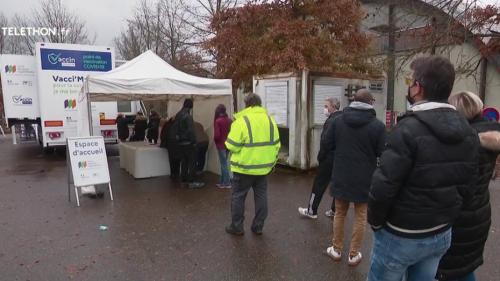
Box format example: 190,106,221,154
264,81,288,127
0,55,40,119
313,83,343,125
67,136,110,187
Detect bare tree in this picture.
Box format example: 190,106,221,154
114,22,144,60
0,13,8,54
9,14,35,55
8,0,95,55
185,0,242,37
183,0,245,72
114,0,210,75
367,0,499,76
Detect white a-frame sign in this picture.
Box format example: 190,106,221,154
66,136,114,206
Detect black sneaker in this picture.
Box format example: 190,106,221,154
225,225,244,236
251,227,263,235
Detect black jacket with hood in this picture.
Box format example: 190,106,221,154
317,110,343,163
329,102,386,202
437,118,500,280
174,108,196,145
368,102,479,238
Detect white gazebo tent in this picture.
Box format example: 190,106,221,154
77,50,233,174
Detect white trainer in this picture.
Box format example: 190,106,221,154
326,246,342,261
325,209,335,218
298,207,317,219
348,252,363,266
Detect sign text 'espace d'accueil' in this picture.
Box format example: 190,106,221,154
67,136,110,187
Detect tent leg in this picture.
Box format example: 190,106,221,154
75,186,80,207
87,92,93,136
108,182,114,201
12,125,17,145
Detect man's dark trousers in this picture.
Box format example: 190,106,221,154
179,143,196,182
230,172,268,232
308,156,335,215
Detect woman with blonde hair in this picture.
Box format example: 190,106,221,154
436,91,500,281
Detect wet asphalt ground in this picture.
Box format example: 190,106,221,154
0,136,499,281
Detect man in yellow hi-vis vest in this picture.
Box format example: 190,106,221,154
225,93,280,235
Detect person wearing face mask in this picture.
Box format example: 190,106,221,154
298,97,342,219
367,56,479,281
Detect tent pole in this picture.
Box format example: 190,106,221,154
86,82,93,136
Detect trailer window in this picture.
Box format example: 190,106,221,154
117,101,132,113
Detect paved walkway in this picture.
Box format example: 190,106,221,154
0,138,499,280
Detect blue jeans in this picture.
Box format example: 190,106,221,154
217,149,231,185
367,228,452,281
449,272,476,281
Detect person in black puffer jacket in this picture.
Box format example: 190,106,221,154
367,56,479,281
173,99,204,189
325,89,386,266
298,97,342,219
436,91,500,281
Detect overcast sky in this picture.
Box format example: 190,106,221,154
2,0,499,47
3,0,137,46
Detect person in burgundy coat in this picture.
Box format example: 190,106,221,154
214,104,232,188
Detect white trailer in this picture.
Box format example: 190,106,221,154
0,54,40,144
35,43,118,147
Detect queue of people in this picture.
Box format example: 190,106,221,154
291,55,498,281
112,55,498,281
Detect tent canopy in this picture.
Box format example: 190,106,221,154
84,50,232,101
77,50,233,175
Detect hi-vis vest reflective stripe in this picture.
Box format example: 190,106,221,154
226,116,281,148
225,107,280,175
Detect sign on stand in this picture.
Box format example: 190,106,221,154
66,136,113,206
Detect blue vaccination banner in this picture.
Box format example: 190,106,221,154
40,48,112,72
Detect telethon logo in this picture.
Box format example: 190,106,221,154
64,99,77,109
4,65,16,73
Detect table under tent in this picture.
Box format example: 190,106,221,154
77,50,233,178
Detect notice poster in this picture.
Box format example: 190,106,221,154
313,83,343,125
264,81,288,127
0,55,40,119
67,136,110,187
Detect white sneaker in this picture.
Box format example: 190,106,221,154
326,246,342,261
325,209,335,218
298,207,317,219
348,252,363,266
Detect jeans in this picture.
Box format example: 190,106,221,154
217,149,231,185
332,199,367,256
367,228,452,281
449,272,476,281
307,157,335,215
230,173,268,232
